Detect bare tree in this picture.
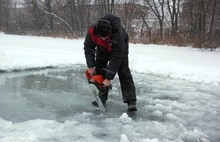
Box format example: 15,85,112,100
145,0,165,38
24,0,45,31
208,0,217,34
166,0,181,37
181,0,220,48
44,0,53,31
139,8,152,40
110,0,115,13
0,0,12,32
123,0,136,32
206,0,219,49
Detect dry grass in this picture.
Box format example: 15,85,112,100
130,33,220,49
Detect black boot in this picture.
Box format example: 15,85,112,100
127,101,137,111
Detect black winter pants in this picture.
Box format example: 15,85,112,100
95,49,136,103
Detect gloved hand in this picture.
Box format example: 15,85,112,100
88,67,96,77
85,69,112,91
103,79,111,87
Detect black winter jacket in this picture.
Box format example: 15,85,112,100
84,14,129,80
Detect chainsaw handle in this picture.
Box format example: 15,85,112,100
102,85,112,91
88,80,112,91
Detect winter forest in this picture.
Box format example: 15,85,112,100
0,0,219,49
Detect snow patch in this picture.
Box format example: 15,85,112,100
119,113,132,124
120,134,130,142
180,129,210,142
165,113,179,120
152,110,163,117
0,32,5,35
138,138,159,142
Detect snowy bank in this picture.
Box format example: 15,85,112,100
0,34,220,85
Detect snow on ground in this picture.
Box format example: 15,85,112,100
0,34,85,71
1,34,220,85
0,34,220,142
130,44,220,85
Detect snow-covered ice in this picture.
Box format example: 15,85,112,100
0,34,220,142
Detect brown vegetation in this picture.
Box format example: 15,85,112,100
0,0,219,49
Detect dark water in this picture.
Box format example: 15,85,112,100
0,66,142,122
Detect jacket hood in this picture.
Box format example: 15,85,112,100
100,14,121,32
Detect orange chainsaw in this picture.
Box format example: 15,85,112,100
85,69,112,111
